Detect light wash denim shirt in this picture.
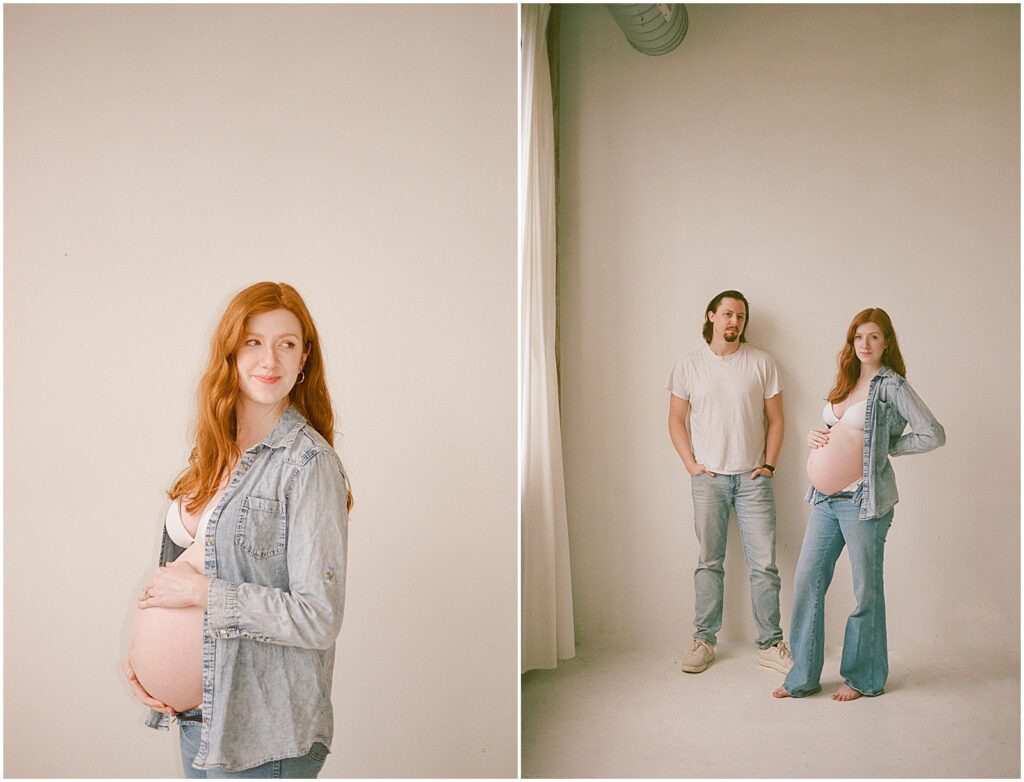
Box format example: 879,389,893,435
144,406,349,773
805,366,946,520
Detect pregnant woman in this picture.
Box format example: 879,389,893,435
773,308,944,701
123,281,351,777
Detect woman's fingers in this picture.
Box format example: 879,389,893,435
138,566,166,601
138,565,206,609
807,428,829,448
139,568,171,607
126,668,173,712
134,682,172,712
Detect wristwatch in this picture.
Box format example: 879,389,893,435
762,464,775,474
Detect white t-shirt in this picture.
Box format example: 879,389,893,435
665,342,783,474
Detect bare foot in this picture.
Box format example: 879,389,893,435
832,683,862,701
772,687,791,698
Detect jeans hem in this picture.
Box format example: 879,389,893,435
782,685,821,698
844,679,885,697
756,636,784,650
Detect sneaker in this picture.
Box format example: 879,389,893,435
757,640,794,673
681,639,715,673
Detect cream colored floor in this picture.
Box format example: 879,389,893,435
522,640,1020,778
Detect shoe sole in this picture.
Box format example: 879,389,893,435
757,658,793,674
681,653,714,673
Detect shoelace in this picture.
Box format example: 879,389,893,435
776,641,792,660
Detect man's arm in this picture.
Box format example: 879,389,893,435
752,391,784,479
668,395,714,476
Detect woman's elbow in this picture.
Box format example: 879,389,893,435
310,622,343,650
309,598,346,649
300,612,343,650
292,592,345,649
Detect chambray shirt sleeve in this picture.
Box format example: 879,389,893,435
205,451,348,649
889,379,946,456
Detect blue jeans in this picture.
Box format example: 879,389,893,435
178,711,328,778
691,472,783,648
783,496,894,697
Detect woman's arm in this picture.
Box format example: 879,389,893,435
889,379,946,456
205,450,348,650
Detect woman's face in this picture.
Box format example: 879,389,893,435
853,322,887,368
235,308,307,411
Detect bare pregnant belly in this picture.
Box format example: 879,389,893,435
806,423,864,495
128,547,204,712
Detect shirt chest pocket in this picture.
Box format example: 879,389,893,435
236,496,287,559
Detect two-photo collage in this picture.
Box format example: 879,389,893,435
4,2,1020,779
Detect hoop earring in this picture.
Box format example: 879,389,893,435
297,371,306,384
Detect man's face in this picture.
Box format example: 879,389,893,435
708,297,746,342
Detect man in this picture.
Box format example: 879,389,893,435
666,290,792,675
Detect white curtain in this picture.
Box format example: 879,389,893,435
520,3,575,672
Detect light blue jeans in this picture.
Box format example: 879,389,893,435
782,496,894,697
178,711,328,778
691,472,783,648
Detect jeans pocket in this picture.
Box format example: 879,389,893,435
307,742,329,763
236,496,287,558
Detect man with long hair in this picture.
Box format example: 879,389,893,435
666,290,792,675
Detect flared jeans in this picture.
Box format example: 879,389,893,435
783,496,894,697
691,472,783,649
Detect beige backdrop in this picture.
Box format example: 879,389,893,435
4,4,516,778
556,4,1019,656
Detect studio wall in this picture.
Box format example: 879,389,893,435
4,4,516,777
556,4,1019,656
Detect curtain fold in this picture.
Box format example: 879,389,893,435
520,3,576,673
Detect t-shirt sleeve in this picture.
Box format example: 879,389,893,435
763,355,783,399
665,360,689,399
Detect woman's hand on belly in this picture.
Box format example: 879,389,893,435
139,558,210,610
807,428,830,448
806,423,864,494
123,659,175,714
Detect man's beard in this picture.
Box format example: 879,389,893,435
724,331,739,343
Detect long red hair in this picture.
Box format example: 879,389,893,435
827,307,907,403
169,282,352,513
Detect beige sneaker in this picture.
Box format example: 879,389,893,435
757,640,794,673
681,639,715,673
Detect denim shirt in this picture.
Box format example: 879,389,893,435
805,367,945,520
143,406,349,773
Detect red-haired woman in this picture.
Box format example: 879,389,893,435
124,282,351,777
773,308,944,701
